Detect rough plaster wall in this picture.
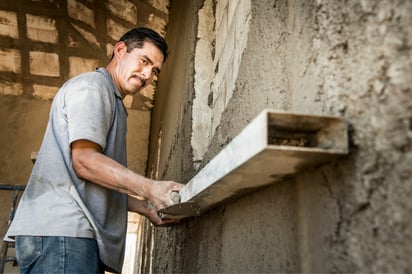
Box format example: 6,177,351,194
285,0,411,272
205,0,411,272
309,0,412,272
175,178,300,273
150,0,411,273
146,0,200,273
177,1,301,272
147,0,199,184
191,0,214,166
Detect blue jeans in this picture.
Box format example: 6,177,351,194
15,236,103,274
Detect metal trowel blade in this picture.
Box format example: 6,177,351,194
158,201,201,220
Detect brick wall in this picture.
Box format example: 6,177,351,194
0,0,168,107
192,0,251,164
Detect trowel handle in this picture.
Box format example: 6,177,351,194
170,191,181,204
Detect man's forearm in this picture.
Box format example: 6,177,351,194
71,139,184,209
71,141,154,199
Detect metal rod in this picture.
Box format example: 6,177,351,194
0,184,26,191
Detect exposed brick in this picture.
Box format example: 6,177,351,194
148,0,170,14
123,96,133,109
33,84,58,100
29,51,60,77
107,0,137,25
26,14,58,44
0,10,18,38
107,18,129,41
213,76,226,107
146,15,167,36
192,0,215,162
0,49,21,73
211,82,226,136
71,24,100,47
219,23,235,74
216,0,228,29
140,84,155,102
215,5,228,66
228,0,240,28
68,0,95,28
69,56,99,78
125,85,156,110
0,81,23,96
225,61,235,107
234,0,251,46
106,43,114,58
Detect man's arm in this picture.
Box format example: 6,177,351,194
71,139,183,210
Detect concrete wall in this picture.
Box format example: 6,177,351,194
148,0,412,273
145,0,201,273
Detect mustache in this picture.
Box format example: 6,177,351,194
133,75,146,87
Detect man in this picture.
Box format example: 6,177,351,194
5,27,183,273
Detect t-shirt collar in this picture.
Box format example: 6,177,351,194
95,67,123,99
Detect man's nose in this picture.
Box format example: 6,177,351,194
141,66,153,80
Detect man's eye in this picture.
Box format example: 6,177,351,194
140,59,148,65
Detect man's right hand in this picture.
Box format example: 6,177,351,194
128,196,182,226
144,180,184,210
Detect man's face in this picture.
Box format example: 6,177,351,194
115,41,164,97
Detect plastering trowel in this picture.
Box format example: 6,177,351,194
158,191,201,219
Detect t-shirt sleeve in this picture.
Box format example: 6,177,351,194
66,79,114,150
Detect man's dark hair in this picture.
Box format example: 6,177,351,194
114,27,169,61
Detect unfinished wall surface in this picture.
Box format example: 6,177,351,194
148,0,412,273
191,0,251,165
145,1,201,271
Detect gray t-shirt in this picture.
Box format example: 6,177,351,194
6,68,128,272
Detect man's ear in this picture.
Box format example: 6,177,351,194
113,41,127,58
